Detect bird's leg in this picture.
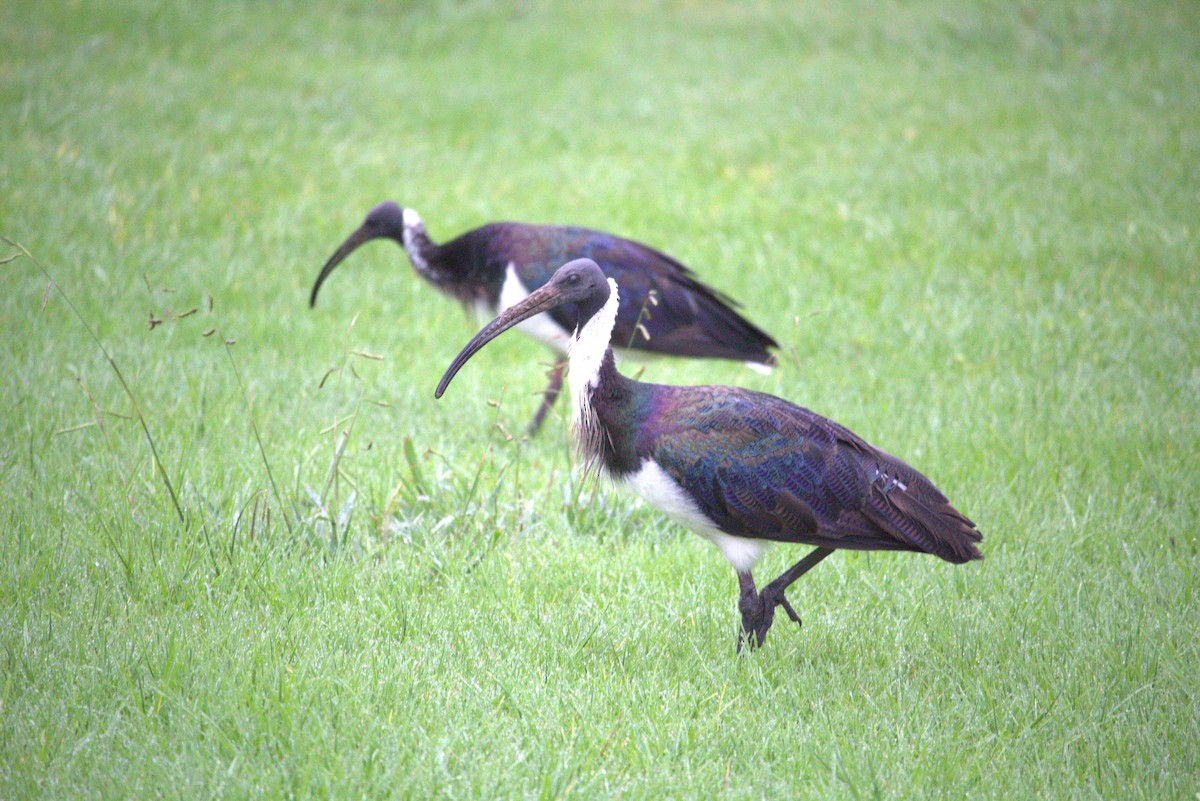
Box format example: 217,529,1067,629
737,547,835,651
758,546,835,631
736,570,771,652
528,356,567,434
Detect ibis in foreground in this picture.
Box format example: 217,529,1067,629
436,259,983,650
311,201,778,433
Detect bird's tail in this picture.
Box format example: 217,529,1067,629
861,460,983,564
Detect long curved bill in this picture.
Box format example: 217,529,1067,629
435,283,570,399
309,226,372,307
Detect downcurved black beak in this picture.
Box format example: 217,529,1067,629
309,226,373,307
435,282,572,399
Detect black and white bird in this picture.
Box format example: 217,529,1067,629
436,259,983,650
311,201,778,432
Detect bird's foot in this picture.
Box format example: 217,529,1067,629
737,585,802,653
737,591,773,652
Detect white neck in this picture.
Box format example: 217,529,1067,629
568,279,620,431
401,208,429,273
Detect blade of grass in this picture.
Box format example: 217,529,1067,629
4,236,186,525
222,340,294,536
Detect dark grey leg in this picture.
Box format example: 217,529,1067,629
737,570,766,653
528,356,567,434
736,547,835,651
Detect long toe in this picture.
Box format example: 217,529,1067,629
777,594,802,627
752,609,775,649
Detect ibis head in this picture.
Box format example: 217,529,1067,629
310,201,409,307
436,258,609,399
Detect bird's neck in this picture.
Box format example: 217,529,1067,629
568,278,621,405
400,208,439,280
568,280,635,474
401,212,500,313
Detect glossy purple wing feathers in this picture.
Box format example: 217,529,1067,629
631,384,982,562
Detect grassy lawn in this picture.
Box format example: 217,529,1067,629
2,1,1198,798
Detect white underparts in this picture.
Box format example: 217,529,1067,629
624,459,767,572
499,264,572,353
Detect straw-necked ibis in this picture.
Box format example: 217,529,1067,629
311,202,778,432
436,259,983,650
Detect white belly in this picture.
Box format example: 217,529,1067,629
499,263,572,353
622,459,767,573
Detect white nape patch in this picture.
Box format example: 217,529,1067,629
401,207,423,228
401,208,429,273
624,459,767,573
499,264,571,353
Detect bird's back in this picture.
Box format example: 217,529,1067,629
618,382,982,563
464,222,778,364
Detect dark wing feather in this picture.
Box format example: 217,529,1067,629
637,384,983,561
485,224,778,364
830,424,983,563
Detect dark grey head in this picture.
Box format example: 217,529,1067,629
435,258,611,398
358,200,407,237
309,201,409,307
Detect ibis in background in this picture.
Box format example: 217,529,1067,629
436,259,983,650
310,201,778,433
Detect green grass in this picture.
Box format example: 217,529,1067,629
2,1,1198,797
